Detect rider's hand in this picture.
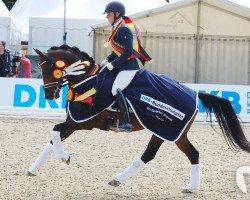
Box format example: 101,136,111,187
106,62,114,71
100,59,108,67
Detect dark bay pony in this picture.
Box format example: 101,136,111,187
27,45,250,193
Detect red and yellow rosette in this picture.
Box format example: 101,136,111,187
67,88,75,102
52,69,63,79
55,60,66,69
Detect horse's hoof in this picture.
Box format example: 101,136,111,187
181,188,192,193
26,171,36,176
108,179,120,187
62,155,71,165
66,156,71,165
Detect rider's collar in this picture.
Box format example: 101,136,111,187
113,17,123,30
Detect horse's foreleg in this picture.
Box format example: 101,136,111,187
176,132,200,193
51,120,89,164
51,130,70,163
50,120,80,163
109,135,164,186
51,118,94,163
27,127,74,176
27,142,53,176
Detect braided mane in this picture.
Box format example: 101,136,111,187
49,45,95,65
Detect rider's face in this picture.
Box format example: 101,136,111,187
106,12,115,25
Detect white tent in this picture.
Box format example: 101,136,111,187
29,17,103,55
11,0,64,41
28,0,169,55
0,0,21,51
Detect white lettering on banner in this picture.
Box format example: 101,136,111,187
140,94,185,120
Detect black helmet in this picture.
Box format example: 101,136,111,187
103,1,126,16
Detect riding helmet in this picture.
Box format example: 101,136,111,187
103,1,126,16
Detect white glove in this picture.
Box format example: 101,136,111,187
105,62,114,71
100,59,108,67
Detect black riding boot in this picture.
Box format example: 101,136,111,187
110,89,133,132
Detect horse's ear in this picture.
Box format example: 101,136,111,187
33,48,45,59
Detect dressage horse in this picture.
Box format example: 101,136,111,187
27,45,250,193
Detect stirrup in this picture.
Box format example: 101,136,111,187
110,120,133,133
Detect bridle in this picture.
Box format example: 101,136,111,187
38,50,102,101
38,56,67,99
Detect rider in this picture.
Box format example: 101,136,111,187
102,1,151,132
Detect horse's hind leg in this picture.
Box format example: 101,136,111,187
175,117,200,193
109,135,164,186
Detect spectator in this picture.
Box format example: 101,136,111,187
0,41,11,77
16,51,32,78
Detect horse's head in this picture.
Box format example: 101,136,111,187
35,45,97,100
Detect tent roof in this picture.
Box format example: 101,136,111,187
0,0,15,17
93,0,250,29
0,0,21,31
11,0,63,34
0,0,21,49
134,0,250,18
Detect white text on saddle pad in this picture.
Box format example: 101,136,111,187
140,94,185,120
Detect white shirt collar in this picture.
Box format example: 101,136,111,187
113,17,123,30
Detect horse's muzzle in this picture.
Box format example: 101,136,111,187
45,93,54,100
55,93,60,99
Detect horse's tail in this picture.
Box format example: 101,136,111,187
198,92,250,153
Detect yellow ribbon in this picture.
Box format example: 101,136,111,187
74,88,97,102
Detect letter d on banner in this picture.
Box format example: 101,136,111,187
14,84,36,107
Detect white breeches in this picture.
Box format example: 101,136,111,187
112,70,138,95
